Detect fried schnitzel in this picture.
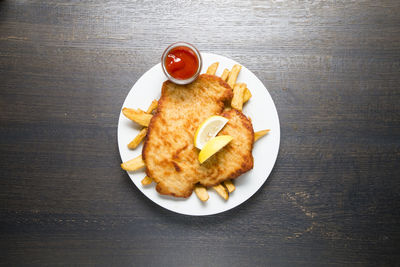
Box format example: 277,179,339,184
142,74,254,197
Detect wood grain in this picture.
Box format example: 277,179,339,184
1,0,400,266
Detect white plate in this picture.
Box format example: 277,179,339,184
117,53,280,216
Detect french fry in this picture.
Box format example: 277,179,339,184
146,100,158,114
127,100,157,149
213,184,228,200
221,68,229,81
121,155,145,171
122,108,153,127
206,62,219,75
243,88,252,103
227,64,241,88
231,83,246,111
223,180,236,193
254,129,270,142
128,128,148,149
194,184,209,202
141,176,153,185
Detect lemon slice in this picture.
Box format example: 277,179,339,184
194,116,229,149
198,135,233,164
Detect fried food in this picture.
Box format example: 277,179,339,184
221,68,229,81
122,108,153,127
223,64,251,104
227,64,241,88
128,128,148,149
194,184,209,201
254,129,270,142
223,180,235,193
141,176,153,185
142,74,254,197
212,184,229,200
121,155,145,171
199,109,254,185
206,62,219,75
223,65,251,103
243,88,252,103
146,100,158,114
231,83,246,111
126,100,158,149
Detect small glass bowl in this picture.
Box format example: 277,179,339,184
161,42,202,85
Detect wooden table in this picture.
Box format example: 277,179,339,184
1,1,399,265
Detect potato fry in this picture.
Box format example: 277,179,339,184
146,100,158,114
254,129,270,142
141,176,153,185
121,155,145,171
194,184,209,202
126,100,156,148
243,88,252,103
223,180,236,193
212,184,228,200
221,68,229,81
206,62,219,75
122,108,153,127
227,64,241,88
231,83,246,111
128,128,148,149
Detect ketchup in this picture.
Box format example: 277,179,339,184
164,46,199,80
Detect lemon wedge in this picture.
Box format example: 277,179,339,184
194,116,229,149
198,135,233,164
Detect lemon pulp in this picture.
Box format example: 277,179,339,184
194,115,228,149
198,135,233,164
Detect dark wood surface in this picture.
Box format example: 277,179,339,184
1,1,400,266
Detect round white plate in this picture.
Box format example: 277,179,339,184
117,53,280,216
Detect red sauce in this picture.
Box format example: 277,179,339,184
164,46,199,80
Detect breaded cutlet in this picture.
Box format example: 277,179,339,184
142,74,254,197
